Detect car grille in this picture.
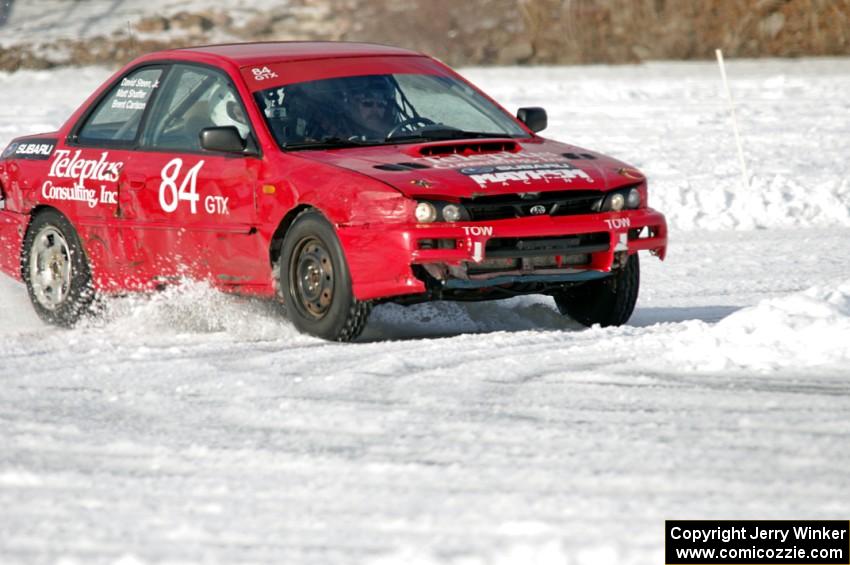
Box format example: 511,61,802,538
485,232,609,258
461,190,603,221
467,233,609,275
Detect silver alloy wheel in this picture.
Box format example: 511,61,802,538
28,226,72,311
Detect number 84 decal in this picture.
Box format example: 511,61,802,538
159,158,230,215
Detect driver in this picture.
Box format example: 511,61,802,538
210,88,250,139
345,76,398,140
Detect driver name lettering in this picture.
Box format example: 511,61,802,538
115,88,151,100
120,76,157,89
111,76,158,110
111,99,148,111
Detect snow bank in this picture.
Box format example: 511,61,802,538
659,282,850,372
466,58,850,231
3,59,850,231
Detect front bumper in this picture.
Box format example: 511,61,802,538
339,208,667,301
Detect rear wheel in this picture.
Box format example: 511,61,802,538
279,210,370,341
553,253,640,327
22,209,96,327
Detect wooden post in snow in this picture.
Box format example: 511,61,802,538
715,48,750,191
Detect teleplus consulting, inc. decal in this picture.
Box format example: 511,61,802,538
41,150,121,208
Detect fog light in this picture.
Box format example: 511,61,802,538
626,188,641,209
609,193,625,211
415,202,437,223
442,204,462,222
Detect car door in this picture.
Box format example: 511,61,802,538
119,63,265,286
57,65,165,288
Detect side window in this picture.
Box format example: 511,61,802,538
142,64,250,152
77,67,163,144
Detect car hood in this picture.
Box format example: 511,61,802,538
291,138,643,199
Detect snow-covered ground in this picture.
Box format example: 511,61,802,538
1,58,850,565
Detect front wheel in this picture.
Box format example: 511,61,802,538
22,209,96,327
553,253,640,327
279,210,371,341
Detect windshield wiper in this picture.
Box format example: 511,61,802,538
284,137,379,151
386,128,514,142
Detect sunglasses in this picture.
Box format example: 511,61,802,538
358,99,388,109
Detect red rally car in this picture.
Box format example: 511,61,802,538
0,42,667,341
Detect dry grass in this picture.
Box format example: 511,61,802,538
2,0,848,71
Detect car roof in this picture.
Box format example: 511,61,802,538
174,41,423,68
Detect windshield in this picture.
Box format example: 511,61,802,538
254,73,528,149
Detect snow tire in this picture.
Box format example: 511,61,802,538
22,208,96,327
279,210,371,341
554,253,640,327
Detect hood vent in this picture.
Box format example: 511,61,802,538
418,140,518,158
562,152,597,160
374,162,431,172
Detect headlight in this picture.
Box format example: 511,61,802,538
609,193,625,212
596,186,643,212
414,201,468,223
442,204,462,222
415,202,437,223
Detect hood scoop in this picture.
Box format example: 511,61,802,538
374,162,431,172
416,140,519,158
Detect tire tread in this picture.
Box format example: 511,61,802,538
554,254,640,327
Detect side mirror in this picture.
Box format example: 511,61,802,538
517,107,547,133
200,126,257,155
